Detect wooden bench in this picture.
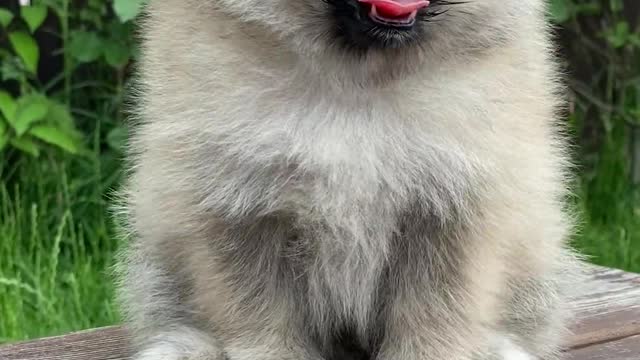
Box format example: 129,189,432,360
1,265,639,360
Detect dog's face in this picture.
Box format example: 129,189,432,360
211,0,543,54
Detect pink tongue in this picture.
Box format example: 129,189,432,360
358,0,430,17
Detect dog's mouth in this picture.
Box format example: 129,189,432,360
358,0,430,28
327,0,434,49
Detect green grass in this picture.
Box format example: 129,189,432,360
576,217,640,273
0,121,639,343
0,149,122,342
571,122,640,273
573,182,640,273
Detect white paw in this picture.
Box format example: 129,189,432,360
497,337,534,360
136,342,186,360
134,327,222,360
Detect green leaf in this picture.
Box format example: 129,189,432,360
107,126,128,152
46,101,75,130
0,90,17,123
0,119,7,151
0,8,14,28
113,0,146,23
29,124,79,154
20,5,48,33
8,31,39,74
103,39,131,68
610,0,623,12
0,132,8,151
0,56,25,82
548,0,571,24
42,100,89,154
605,21,630,48
10,136,40,157
0,118,6,137
574,2,600,16
629,34,640,47
69,30,103,63
12,95,49,136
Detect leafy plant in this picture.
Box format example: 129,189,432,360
0,0,146,342
0,3,83,155
548,0,640,269
0,0,146,158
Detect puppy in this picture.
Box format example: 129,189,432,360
116,0,581,359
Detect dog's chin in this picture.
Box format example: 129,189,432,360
357,26,423,49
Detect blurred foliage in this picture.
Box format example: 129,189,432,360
0,0,145,341
550,0,640,269
0,0,143,159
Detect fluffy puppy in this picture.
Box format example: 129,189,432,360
116,0,582,359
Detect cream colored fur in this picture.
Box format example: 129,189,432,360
116,1,582,359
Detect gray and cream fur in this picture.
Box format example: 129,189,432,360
116,0,582,359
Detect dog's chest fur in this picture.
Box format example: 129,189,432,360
187,77,487,337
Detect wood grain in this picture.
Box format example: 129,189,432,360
0,327,130,360
0,265,639,360
567,335,640,360
566,266,640,349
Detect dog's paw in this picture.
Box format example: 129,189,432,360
495,336,534,360
133,328,223,360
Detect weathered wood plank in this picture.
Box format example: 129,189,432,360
567,266,640,348
0,265,639,360
0,327,130,360
567,335,640,360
